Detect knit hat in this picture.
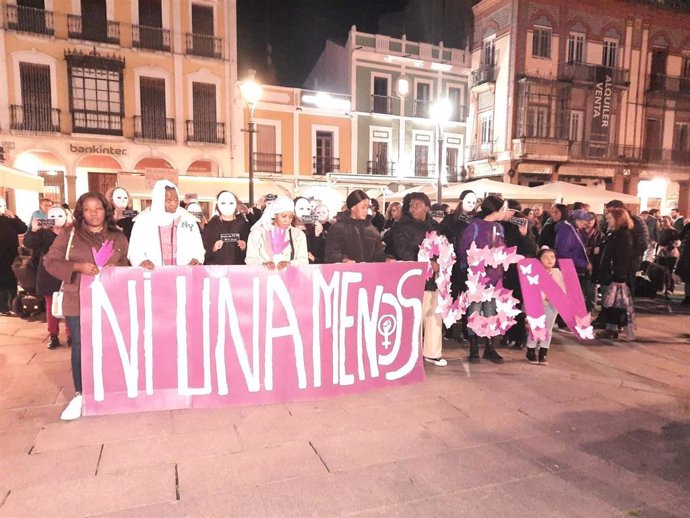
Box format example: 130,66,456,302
571,209,594,221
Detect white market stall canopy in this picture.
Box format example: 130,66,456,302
0,163,44,193
532,181,639,211
386,179,555,203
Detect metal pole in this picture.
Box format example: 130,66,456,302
437,127,443,203
248,120,255,208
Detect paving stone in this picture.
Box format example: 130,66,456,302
0,428,39,458
0,445,101,489
33,410,175,453
0,464,176,517
178,441,326,497
97,427,244,474
0,404,62,433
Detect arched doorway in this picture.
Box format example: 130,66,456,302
13,150,66,204
186,159,220,177
76,154,124,196
134,157,174,170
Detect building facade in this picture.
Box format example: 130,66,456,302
467,0,690,214
0,0,240,220
306,26,471,194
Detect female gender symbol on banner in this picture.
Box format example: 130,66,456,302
378,314,397,349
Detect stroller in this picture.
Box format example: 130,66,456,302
11,246,45,320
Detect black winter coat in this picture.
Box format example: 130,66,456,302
596,227,634,285
391,215,436,290
503,222,538,297
23,228,63,296
439,212,473,299
0,214,28,289
324,212,387,263
202,216,250,265
676,223,690,283
539,219,557,249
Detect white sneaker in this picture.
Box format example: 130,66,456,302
60,394,83,421
424,357,448,367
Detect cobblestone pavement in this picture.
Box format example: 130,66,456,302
0,298,689,517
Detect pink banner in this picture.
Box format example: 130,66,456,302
80,263,427,416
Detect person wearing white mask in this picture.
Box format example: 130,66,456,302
293,196,327,263
0,196,28,316
128,180,205,269
24,206,72,348
106,186,136,240
246,196,308,270
202,190,250,265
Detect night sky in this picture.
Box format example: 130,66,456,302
237,0,408,87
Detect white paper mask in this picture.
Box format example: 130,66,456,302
112,187,129,210
294,198,312,219
461,193,477,213
0,196,6,215
47,206,67,228
314,205,329,223
186,202,202,214
216,192,237,216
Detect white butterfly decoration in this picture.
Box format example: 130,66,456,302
527,274,540,285
496,299,521,317
527,315,546,329
519,263,533,275
575,325,594,340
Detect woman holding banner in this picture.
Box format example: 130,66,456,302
392,192,447,366
325,190,388,264
44,192,129,421
128,180,206,269
245,196,308,269
202,191,249,265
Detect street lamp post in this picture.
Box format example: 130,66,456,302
239,79,263,208
430,98,452,203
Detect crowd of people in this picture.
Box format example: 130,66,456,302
0,182,689,421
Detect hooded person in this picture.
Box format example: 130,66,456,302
128,180,205,269
24,206,72,348
202,190,250,265
245,195,308,270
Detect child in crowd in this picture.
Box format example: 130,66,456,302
526,247,566,365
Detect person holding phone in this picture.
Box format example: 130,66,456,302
202,191,249,265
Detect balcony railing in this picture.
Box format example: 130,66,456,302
313,156,340,175
254,153,283,174
71,110,123,135
446,166,466,183
648,73,690,95
185,33,222,58
10,105,60,133
467,142,494,161
7,4,54,35
560,62,630,86
641,148,690,165
449,105,468,122
412,162,435,177
132,25,171,51
68,15,120,44
414,99,431,118
366,161,395,175
134,116,175,141
370,95,392,114
569,142,643,161
185,120,225,144
470,65,496,88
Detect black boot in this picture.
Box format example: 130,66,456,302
526,347,537,364
468,337,480,363
482,337,504,364
46,333,60,349
538,347,548,365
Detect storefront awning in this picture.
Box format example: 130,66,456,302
0,164,45,193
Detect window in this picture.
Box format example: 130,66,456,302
188,81,223,143
256,124,281,173
569,110,583,141
482,39,495,67
370,141,390,174
479,112,493,145
532,27,551,59
528,106,549,137
15,62,55,132
372,76,390,113
682,56,690,79
567,33,585,63
315,131,335,175
138,77,171,140
602,39,617,68
673,123,690,163
448,86,464,121
415,81,431,118
69,66,123,135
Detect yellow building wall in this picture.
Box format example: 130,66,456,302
297,114,351,175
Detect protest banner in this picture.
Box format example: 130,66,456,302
80,263,426,415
